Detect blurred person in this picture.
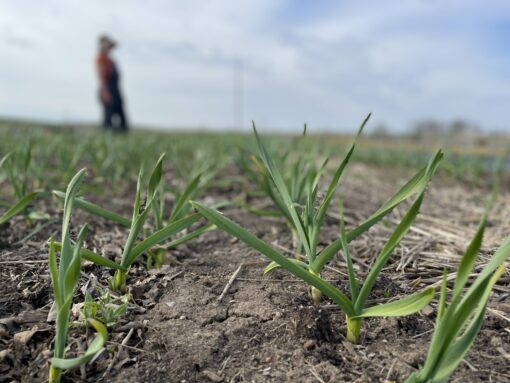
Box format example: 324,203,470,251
96,35,128,132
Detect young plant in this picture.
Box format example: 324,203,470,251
0,145,49,225
238,125,326,230
48,169,107,383
191,159,442,344
80,287,129,327
53,153,213,273
1,142,32,199
56,154,204,292
147,171,213,268
0,189,48,225
249,116,443,303
405,194,510,382
191,196,435,343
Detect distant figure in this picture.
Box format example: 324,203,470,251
96,35,128,132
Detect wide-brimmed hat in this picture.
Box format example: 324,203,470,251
99,34,117,49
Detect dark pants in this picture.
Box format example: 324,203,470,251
102,95,128,132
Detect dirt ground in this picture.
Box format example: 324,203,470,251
1,163,509,383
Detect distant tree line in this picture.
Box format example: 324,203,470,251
370,119,481,139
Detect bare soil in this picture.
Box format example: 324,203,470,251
1,164,509,383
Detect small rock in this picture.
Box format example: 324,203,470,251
14,328,38,345
103,243,122,257
303,339,317,350
202,370,223,382
400,350,423,366
490,335,503,347
47,301,57,322
71,302,84,319
0,327,9,338
0,349,11,361
421,305,434,316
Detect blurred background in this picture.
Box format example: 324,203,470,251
0,0,509,136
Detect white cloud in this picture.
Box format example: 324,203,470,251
0,0,509,132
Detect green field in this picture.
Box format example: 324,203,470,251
1,121,509,382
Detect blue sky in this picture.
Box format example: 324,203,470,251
0,0,509,132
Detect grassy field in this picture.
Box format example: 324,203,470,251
1,121,509,382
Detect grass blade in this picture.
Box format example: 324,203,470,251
63,225,87,301
59,169,87,295
126,213,202,266
451,205,489,301
121,153,166,267
312,149,443,274
120,208,152,269
354,287,434,318
132,168,144,222
148,153,165,201
339,197,359,301
460,235,510,306
163,222,215,249
437,269,448,322
314,113,370,228
51,318,107,370
252,124,313,259
168,173,201,223
52,191,131,227
0,191,47,225
414,180,510,383
264,258,308,274
52,242,125,271
48,239,62,307
434,265,505,382
354,193,425,312
191,201,355,316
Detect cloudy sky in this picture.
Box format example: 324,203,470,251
1,0,509,132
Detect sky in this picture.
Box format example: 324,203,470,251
0,0,509,133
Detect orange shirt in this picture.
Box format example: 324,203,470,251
96,52,114,85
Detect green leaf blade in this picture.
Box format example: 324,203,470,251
169,173,202,222
48,239,62,307
312,149,443,273
0,191,47,225
354,192,425,312
191,201,355,316
252,124,313,259
52,191,131,227
314,113,370,229
51,318,107,370
126,213,202,266
264,258,308,274
354,287,434,319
